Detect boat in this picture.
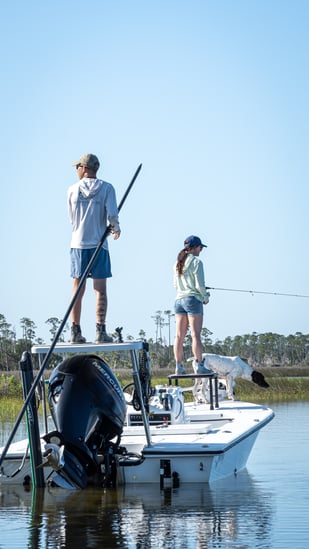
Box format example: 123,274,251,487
0,341,274,489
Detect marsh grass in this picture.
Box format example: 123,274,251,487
116,367,309,403
1,368,309,421
0,397,24,421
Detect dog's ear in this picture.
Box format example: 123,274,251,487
252,370,269,388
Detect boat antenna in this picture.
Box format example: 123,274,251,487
205,286,309,298
0,163,142,468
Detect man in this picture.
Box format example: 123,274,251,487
68,153,120,343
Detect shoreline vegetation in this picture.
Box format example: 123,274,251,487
1,319,308,410
1,368,309,421
1,314,308,372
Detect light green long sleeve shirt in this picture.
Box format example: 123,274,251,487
173,254,209,303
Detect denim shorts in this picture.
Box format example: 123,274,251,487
70,248,112,279
174,296,203,316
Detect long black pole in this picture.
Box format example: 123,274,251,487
0,163,142,467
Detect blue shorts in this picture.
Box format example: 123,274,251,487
70,248,112,279
174,296,203,316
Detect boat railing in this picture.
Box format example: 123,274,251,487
168,373,219,410
32,341,153,446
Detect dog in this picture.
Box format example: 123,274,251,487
189,353,269,402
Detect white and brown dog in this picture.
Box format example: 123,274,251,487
189,353,269,402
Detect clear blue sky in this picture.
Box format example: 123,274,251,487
1,0,308,345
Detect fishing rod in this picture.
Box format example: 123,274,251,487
205,286,309,298
0,163,142,467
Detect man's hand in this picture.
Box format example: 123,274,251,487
111,230,121,240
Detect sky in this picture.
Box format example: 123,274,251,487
0,0,308,346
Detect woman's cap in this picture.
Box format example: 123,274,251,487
184,235,207,248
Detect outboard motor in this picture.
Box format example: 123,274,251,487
44,354,126,488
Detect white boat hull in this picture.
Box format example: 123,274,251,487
118,400,273,485
0,401,273,486
118,432,259,485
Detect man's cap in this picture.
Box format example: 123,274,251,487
184,235,207,248
72,153,100,170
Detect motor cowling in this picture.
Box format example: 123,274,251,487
47,354,126,478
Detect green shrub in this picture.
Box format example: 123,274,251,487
0,373,22,398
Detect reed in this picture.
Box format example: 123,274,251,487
117,372,309,402
0,397,24,421
1,371,309,413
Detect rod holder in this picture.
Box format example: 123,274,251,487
20,351,45,488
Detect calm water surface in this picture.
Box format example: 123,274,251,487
0,401,308,548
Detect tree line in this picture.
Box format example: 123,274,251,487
0,312,308,371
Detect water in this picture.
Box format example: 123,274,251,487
0,401,308,548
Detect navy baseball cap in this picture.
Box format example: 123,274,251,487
184,235,207,248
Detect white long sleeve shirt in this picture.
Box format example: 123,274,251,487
68,178,120,250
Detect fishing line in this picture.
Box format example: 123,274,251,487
205,286,309,298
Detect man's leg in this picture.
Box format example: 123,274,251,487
93,278,113,343
70,278,86,343
71,278,86,324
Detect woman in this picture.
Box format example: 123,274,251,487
173,235,213,375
